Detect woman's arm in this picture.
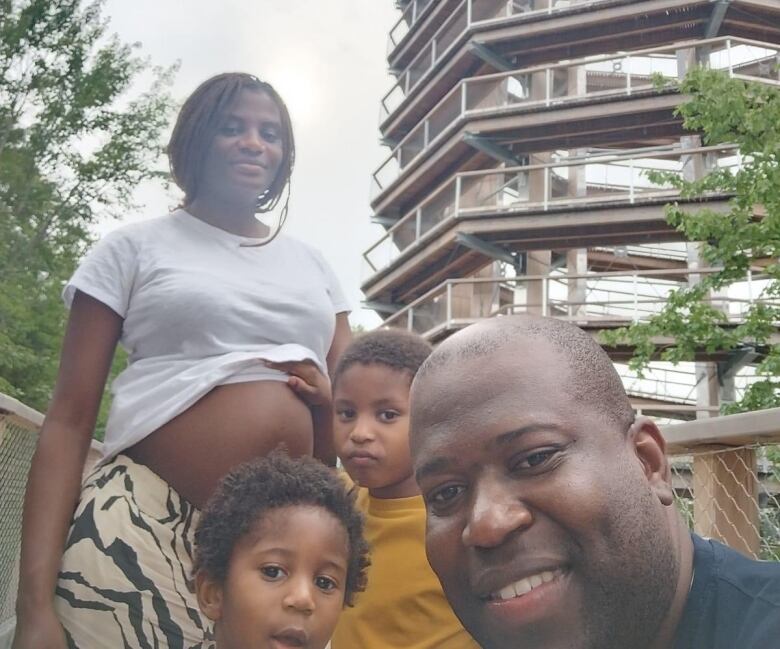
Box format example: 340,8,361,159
316,313,351,465
13,291,122,649
326,312,352,376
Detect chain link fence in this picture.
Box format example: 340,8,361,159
0,400,41,636
671,443,780,561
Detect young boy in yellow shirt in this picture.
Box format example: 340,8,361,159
328,329,479,649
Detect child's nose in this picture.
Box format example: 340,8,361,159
282,579,316,615
349,418,375,443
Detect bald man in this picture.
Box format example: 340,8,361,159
409,315,780,649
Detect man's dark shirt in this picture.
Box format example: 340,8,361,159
673,533,780,648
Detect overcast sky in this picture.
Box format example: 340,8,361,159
101,0,400,328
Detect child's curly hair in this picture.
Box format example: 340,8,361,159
333,328,433,388
193,452,369,606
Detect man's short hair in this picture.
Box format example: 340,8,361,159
418,316,635,431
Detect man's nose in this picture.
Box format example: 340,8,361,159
462,479,533,549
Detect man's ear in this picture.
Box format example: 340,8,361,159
629,416,674,506
195,569,224,622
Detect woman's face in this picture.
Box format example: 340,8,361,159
198,88,285,207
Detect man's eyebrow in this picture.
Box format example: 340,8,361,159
414,455,454,482
494,423,564,447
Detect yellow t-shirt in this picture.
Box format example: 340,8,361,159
331,488,479,649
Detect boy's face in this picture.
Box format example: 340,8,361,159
333,363,418,499
197,505,349,649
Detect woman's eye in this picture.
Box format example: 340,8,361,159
261,128,280,143
260,565,285,581
315,576,337,592
220,125,240,136
378,410,400,423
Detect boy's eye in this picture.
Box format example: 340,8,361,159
260,565,286,581
336,408,356,421
314,575,338,592
377,410,400,423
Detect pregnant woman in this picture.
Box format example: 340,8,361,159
12,72,350,648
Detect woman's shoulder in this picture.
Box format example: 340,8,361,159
274,232,332,269
93,211,181,251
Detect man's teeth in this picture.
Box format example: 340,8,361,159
492,569,563,600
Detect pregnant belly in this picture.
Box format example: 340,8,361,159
125,380,314,508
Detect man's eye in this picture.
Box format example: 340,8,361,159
315,576,337,592
378,410,400,423
429,484,464,506
260,565,285,581
514,449,558,470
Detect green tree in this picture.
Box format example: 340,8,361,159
602,67,779,413
0,0,176,415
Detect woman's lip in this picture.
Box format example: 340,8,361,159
233,161,267,172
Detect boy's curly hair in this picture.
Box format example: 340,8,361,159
193,452,369,606
334,328,433,387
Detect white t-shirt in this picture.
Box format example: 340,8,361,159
63,209,350,460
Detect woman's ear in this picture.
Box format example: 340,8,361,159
629,416,675,506
195,569,224,622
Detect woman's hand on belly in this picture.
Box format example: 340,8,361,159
126,380,314,507
262,359,332,407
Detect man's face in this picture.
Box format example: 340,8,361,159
410,339,677,649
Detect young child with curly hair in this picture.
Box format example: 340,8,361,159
193,452,370,649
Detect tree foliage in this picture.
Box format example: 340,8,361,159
0,0,175,413
601,67,779,413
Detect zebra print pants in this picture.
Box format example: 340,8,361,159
54,454,215,648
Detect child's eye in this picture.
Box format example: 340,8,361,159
377,410,400,423
336,408,356,422
314,575,338,592
260,565,286,581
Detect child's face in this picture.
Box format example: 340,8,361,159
333,363,418,499
197,505,349,649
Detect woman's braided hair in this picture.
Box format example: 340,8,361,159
167,72,295,244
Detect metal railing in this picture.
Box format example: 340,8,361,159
382,0,622,116
0,397,102,642
365,144,740,274
381,267,776,338
619,362,762,411
373,36,780,195
387,0,436,55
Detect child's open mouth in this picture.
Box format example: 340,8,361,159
270,627,308,648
